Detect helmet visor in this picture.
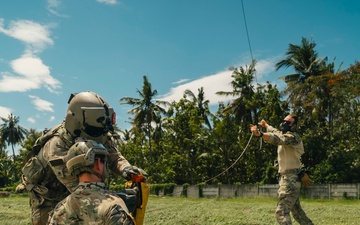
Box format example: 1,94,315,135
82,106,115,136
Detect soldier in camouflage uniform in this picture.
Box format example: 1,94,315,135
19,91,145,225
47,138,135,225
250,114,313,225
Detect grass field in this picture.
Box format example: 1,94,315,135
1,194,360,224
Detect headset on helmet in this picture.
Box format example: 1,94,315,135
66,138,109,178
64,91,116,142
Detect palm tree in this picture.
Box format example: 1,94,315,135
184,87,212,129
275,37,327,81
216,60,257,126
0,114,28,162
119,75,169,159
275,37,329,115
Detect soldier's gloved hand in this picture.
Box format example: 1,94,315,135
15,183,26,193
122,166,148,181
300,172,313,187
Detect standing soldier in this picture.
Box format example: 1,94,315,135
250,114,313,225
48,138,135,225
18,91,146,225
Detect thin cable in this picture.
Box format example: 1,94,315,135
203,132,253,184
241,0,254,62
156,133,255,197
241,0,257,83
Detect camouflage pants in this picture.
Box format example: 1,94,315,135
28,186,68,225
275,173,314,225
31,201,58,225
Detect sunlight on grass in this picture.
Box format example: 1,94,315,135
1,194,360,225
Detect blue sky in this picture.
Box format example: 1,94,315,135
0,0,359,144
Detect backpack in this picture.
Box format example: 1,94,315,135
21,123,64,190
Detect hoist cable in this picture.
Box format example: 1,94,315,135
241,0,258,83
203,132,253,184
241,0,254,63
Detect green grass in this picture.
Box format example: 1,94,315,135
0,194,31,225
1,194,360,225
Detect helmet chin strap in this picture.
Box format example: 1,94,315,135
102,104,114,132
92,171,106,181
93,160,108,181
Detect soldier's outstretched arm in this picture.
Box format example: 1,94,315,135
105,139,148,180
107,144,132,176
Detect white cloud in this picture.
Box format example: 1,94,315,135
0,73,41,92
251,59,274,80
47,0,69,17
0,19,61,93
29,95,55,112
0,106,12,118
49,116,55,122
0,55,61,93
96,0,118,5
0,19,54,54
172,78,190,85
27,117,36,124
158,59,277,106
158,70,234,106
12,55,61,92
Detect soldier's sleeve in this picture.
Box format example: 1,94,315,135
104,136,131,176
106,204,135,225
44,137,78,192
266,126,299,146
283,132,301,145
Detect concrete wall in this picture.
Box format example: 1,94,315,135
156,183,360,199
219,185,237,198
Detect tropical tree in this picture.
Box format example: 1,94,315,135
0,156,12,187
275,37,329,116
0,114,28,162
184,87,212,129
311,61,360,183
0,136,6,156
275,37,327,79
164,98,208,184
207,103,240,184
17,129,42,168
119,75,169,161
216,60,257,127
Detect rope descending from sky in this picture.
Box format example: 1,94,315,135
203,132,254,184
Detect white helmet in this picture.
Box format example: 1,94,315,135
65,91,116,143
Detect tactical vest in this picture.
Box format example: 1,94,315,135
22,123,72,191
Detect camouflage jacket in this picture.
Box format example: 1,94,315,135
22,122,131,204
265,125,304,173
47,182,135,225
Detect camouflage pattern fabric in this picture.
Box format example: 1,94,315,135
21,122,131,225
29,182,69,225
266,125,302,146
47,182,134,225
275,169,314,225
263,123,313,224
265,125,304,174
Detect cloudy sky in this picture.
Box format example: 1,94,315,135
0,0,359,142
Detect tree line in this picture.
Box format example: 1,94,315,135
1,37,359,188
